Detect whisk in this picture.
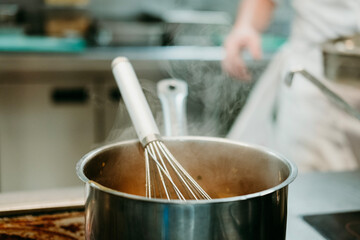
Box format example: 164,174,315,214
112,57,211,201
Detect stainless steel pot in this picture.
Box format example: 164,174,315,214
322,34,360,85
77,136,297,240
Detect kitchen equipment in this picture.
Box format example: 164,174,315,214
93,20,164,46
0,4,20,26
45,0,88,6
76,136,297,240
157,78,188,136
111,57,210,200
322,34,360,86
303,211,360,240
285,68,360,121
161,10,231,46
44,8,91,38
0,0,44,35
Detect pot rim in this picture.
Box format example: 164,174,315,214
76,136,297,204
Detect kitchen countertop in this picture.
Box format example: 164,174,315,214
287,170,360,239
1,170,358,239
0,46,271,72
0,46,225,73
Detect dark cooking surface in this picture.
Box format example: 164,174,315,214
303,211,360,240
0,211,85,240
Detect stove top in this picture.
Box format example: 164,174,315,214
0,210,85,240
303,211,360,240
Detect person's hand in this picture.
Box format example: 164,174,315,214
222,26,262,80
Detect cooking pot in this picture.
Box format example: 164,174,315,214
322,34,360,85
77,136,297,240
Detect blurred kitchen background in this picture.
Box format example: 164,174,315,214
0,0,292,192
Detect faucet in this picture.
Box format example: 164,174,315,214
157,78,188,136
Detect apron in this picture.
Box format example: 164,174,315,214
227,0,360,172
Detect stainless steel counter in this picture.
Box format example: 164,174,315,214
0,46,271,73
287,170,360,240
0,187,84,216
0,47,224,73
0,170,359,239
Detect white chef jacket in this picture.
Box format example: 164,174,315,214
227,0,360,172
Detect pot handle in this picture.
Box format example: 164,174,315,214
285,68,360,121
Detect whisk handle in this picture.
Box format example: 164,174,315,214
112,57,160,146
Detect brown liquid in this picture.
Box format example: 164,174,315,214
84,139,289,199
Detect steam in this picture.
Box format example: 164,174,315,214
105,78,164,143
164,60,255,137
104,59,264,146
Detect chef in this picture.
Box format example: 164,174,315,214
223,0,360,172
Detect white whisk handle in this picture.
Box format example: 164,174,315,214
112,57,160,146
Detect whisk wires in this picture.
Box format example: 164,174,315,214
144,140,211,201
